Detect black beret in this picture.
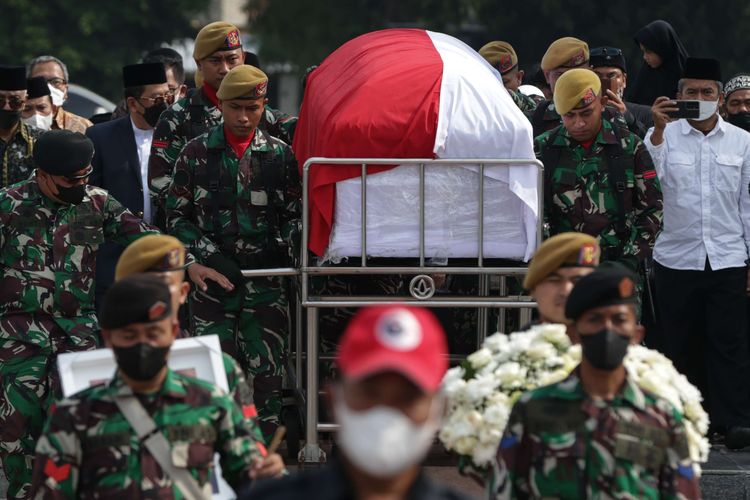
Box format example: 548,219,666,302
589,46,627,73
683,57,722,83
0,65,27,91
122,62,167,88
244,51,261,69
33,130,95,175
27,76,51,99
101,274,173,330
565,265,638,321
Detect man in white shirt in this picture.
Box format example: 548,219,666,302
88,62,174,310
646,57,750,449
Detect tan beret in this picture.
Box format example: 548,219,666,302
115,235,187,281
541,37,589,71
523,232,600,290
193,22,242,61
216,65,268,100
479,41,518,74
553,68,601,115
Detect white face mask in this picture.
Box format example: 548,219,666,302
49,85,65,107
23,113,53,131
334,391,441,479
697,99,718,121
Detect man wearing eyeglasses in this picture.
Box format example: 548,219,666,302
0,130,158,498
0,65,43,189
27,55,92,134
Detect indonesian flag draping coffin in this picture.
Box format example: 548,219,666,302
293,29,539,262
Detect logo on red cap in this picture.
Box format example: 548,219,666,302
375,309,423,351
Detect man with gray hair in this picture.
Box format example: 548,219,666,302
647,57,750,449
27,55,92,132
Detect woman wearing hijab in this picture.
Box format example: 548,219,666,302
628,19,689,106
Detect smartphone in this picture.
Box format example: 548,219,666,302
666,100,700,119
598,76,611,94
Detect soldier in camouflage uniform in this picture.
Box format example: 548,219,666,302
31,275,283,498
0,130,157,498
149,22,296,229
0,66,43,188
479,41,537,115
537,68,662,271
491,266,700,499
166,65,300,439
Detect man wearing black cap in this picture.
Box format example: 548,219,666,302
0,130,157,498
493,266,700,499
87,62,173,310
648,57,750,449
723,73,750,132
32,274,280,498
590,46,653,138
21,76,54,131
0,65,43,189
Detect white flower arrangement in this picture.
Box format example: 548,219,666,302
439,324,710,476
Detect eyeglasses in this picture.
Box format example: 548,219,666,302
139,93,175,106
0,96,25,110
46,77,67,88
590,47,623,57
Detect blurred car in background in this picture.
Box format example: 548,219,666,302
65,84,116,119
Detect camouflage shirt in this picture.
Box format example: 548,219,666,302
492,369,700,500
32,369,264,498
149,87,297,226
0,122,42,188
166,125,300,266
0,178,156,339
510,89,538,115
536,118,663,267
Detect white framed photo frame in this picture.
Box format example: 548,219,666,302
57,335,237,499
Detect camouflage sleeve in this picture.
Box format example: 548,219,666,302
166,141,220,262
149,108,187,227
101,193,159,246
659,409,701,500
491,402,531,499
628,138,663,261
215,391,264,491
279,144,302,256
264,107,298,145
31,401,81,499
222,353,265,443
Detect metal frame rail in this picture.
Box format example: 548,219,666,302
298,157,544,463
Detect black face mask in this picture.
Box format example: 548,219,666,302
580,328,630,371
142,102,167,128
728,112,750,132
113,343,170,381
55,183,86,205
0,109,21,129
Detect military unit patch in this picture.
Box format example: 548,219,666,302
578,243,598,266
581,87,597,106
225,30,241,48
499,54,515,74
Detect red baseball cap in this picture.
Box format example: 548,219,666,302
337,305,449,392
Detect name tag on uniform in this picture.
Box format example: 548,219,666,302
250,190,268,206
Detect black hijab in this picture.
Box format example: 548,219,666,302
628,20,689,106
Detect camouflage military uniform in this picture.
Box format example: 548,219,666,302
492,369,700,499
510,89,537,115
149,87,297,228
166,124,300,439
31,369,265,498
0,122,42,188
537,118,662,269
0,180,156,498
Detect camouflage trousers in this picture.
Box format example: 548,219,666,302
192,276,287,441
0,313,98,499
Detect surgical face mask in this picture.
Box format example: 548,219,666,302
728,111,750,131
334,390,441,478
54,183,86,205
0,109,21,129
696,99,719,121
49,85,65,107
23,113,53,131
580,328,630,371
113,342,170,381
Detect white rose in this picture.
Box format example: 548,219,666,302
538,324,570,348
494,362,527,388
526,341,556,361
483,332,509,353
482,402,511,430
471,441,499,467
464,374,499,403
453,436,479,456
467,347,493,369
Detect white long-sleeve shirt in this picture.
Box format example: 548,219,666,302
644,117,750,271
130,117,153,224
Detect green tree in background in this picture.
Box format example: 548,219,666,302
0,0,210,101
248,0,750,87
